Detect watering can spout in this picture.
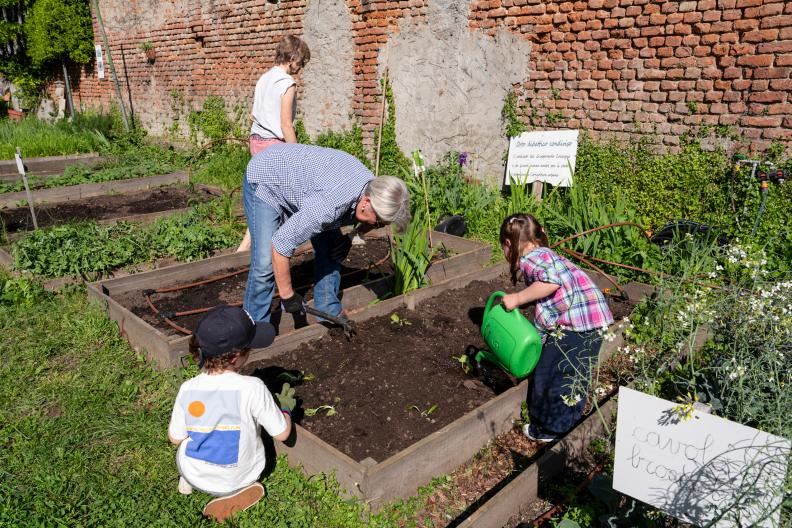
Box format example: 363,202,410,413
478,291,542,378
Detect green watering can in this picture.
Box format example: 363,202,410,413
475,291,542,378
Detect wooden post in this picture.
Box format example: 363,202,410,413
61,62,76,119
531,181,544,202
374,68,389,177
90,0,130,132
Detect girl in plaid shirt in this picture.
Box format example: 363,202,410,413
500,213,613,442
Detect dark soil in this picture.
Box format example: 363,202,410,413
246,275,637,464
116,237,395,336
0,185,212,234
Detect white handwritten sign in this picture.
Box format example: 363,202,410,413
614,387,789,527
504,129,579,187
95,44,105,79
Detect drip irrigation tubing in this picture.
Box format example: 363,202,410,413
144,246,391,335
550,222,722,293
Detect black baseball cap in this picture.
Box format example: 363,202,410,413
194,305,276,366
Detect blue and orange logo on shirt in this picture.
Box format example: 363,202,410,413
183,390,241,466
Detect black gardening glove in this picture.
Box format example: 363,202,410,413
281,292,304,314
330,235,353,263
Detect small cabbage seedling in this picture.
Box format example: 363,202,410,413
406,403,437,419
304,405,336,417
453,354,472,374
390,313,411,326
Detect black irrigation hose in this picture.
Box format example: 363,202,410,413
145,248,391,335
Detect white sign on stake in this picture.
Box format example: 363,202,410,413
504,129,579,187
614,387,790,527
95,44,105,79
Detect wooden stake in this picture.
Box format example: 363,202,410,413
90,0,130,132
531,180,544,202
15,147,38,230
374,67,389,177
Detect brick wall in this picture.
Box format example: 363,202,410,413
469,0,792,151
67,0,792,154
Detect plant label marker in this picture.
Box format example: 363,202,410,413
505,129,579,188
613,387,790,527
15,148,38,230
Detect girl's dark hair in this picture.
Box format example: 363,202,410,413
189,337,248,374
274,36,311,67
499,213,549,284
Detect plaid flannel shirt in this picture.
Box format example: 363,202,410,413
245,144,374,257
520,247,614,333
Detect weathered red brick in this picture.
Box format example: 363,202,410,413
736,54,774,67
741,116,782,127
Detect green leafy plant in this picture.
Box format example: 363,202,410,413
139,40,154,52
406,403,437,419
304,397,340,417
502,91,527,139
373,75,411,177
12,200,241,278
389,213,434,295
390,313,411,326
187,95,243,144
453,354,472,374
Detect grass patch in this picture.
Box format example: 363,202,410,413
0,113,118,160
0,281,429,526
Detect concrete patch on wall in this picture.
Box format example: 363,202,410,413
99,0,191,32
301,0,355,135
381,0,531,182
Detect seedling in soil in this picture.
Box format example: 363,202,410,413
304,396,340,417
304,405,337,417
390,313,411,326
406,403,438,420
453,354,472,374
277,370,315,384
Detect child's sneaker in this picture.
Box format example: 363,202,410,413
202,482,265,522
522,423,559,443
178,477,194,495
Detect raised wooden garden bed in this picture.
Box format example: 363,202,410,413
0,183,221,275
87,230,491,368
0,153,106,182
0,170,188,209
236,264,651,511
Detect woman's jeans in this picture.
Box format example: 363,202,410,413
242,178,342,323
529,329,602,435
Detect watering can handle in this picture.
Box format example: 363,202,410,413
484,291,507,319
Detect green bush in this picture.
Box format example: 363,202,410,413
314,123,372,168
574,134,730,230
188,95,243,144
12,201,242,278
0,113,115,160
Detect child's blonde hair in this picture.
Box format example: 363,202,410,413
274,36,311,68
189,337,249,374
500,213,549,284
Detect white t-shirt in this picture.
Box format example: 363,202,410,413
250,66,296,139
168,371,287,495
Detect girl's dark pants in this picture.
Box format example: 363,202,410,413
529,329,602,435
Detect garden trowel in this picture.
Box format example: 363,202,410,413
301,303,357,340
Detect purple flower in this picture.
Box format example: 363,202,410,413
458,152,468,166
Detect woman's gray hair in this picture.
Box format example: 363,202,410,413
365,176,411,232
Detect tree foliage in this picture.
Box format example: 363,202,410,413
24,0,94,67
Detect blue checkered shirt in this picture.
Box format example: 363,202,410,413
245,144,374,257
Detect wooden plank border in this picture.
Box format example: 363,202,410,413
88,231,492,368
0,171,189,208
0,153,106,180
